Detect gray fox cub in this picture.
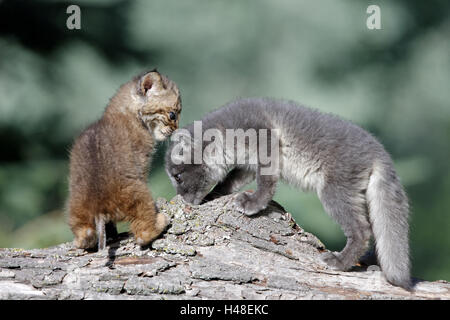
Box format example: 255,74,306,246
165,97,411,289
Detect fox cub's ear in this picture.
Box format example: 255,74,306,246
138,70,164,96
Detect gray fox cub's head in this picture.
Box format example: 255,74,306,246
165,133,218,205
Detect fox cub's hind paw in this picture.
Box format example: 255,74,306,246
234,192,266,216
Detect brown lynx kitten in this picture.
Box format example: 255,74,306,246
68,70,181,250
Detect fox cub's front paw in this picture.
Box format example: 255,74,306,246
320,251,346,271
234,192,266,216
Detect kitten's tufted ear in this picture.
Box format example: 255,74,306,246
137,70,164,96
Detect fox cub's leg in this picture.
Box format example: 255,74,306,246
203,168,255,202
318,184,372,271
234,166,278,216
123,183,169,246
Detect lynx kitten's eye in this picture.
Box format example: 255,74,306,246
174,173,181,182
169,112,176,121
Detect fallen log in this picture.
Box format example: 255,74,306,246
0,195,448,300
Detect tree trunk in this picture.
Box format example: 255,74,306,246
0,195,448,300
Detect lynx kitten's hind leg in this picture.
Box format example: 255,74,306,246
73,225,97,249
69,204,97,249
318,184,372,271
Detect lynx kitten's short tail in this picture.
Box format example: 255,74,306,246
95,215,106,251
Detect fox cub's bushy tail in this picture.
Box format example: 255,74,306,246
367,161,411,290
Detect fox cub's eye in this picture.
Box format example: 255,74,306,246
169,112,176,121
174,173,181,183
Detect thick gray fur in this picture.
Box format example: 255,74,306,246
165,97,411,290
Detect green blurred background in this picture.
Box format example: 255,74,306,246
0,0,449,282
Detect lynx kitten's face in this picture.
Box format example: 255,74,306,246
136,71,182,141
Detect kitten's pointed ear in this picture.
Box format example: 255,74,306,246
137,70,164,96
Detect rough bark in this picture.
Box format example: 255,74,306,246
0,195,448,300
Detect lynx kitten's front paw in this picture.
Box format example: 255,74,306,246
135,213,171,246
234,192,265,216
156,212,170,231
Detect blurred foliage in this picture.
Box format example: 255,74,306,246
0,0,449,282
